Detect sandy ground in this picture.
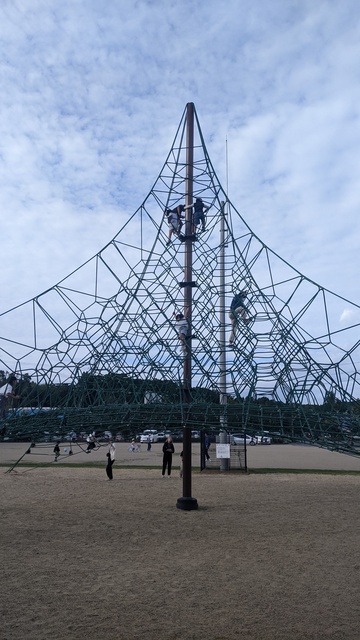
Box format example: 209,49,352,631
2,440,360,471
1,445,360,640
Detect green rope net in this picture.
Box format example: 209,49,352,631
1,104,360,455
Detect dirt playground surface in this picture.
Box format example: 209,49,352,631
2,440,360,471
1,444,360,640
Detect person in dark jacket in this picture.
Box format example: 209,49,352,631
147,435,152,451
228,290,250,344
193,197,209,233
162,437,175,477
204,432,211,462
179,450,183,477
106,439,116,480
184,198,209,233
53,441,60,462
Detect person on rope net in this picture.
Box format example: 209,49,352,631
173,306,190,355
190,197,209,233
0,374,20,424
228,290,251,345
165,204,185,246
86,432,97,453
106,439,116,480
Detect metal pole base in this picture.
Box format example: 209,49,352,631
176,496,198,510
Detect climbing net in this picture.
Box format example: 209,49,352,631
1,104,360,454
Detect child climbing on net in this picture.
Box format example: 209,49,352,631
228,290,251,345
173,306,190,355
165,205,185,246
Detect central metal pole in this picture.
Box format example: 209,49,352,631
219,201,229,470
177,102,198,511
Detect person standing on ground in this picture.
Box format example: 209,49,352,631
162,437,175,477
204,432,211,462
0,374,20,421
53,441,60,462
179,450,183,478
147,435,152,451
106,439,116,480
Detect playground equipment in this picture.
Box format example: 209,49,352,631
0,102,359,460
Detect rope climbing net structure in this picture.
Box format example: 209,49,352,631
1,103,360,455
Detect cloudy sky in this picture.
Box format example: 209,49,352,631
1,0,360,314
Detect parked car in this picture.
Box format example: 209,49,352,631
154,431,166,441
231,434,257,446
191,430,200,439
115,433,124,442
139,429,159,443
156,430,175,441
255,433,272,444
103,431,113,440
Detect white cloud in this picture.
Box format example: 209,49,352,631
0,0,359,315
340,308,360,325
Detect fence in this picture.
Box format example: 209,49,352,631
200,432,247,472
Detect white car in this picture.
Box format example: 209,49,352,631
153,431,173,442
255,433,272,444
231,434,257,446
139,429,159,443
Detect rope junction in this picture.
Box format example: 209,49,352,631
1,104,360,456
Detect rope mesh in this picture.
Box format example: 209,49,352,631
0,104,360,455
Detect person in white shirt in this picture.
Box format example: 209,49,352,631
173,307,190,355
86,432,97,453
0,374,20,421
165,205,185,246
